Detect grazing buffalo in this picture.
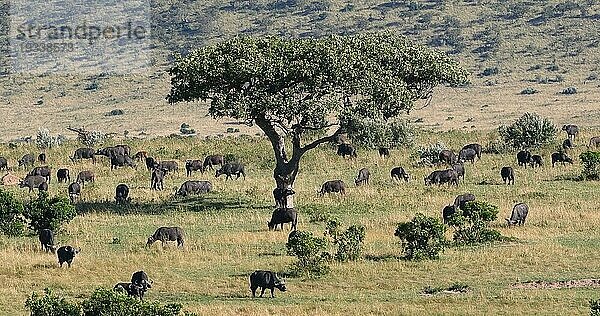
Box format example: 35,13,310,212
250,270,287,298
145,157,157,171
151,168,166,191
116,144,131,156
57,168,70,183
551,152,573,167
0,157,7,170
185,160,204,176
531,155,543,168
506,203,529,226
517,150,532,168
176,180,212,197
29,166,51,183
114,282,146,300
38,229,55,253
37,153,46,164
131,270,152,296
157,160,179,173
439,150,457,165
562,124,579,140
501,166,515,185
134,151,148,161
68,182,81,203
19,175,47,193
378,147,390,158
562,138,574,150
589,136,600,148
452,163,465,181
57,246,80,268
115,184,129,204
462,143,482,160
458,148,477,164
273,187,295,208
337,143,357,159
390,167,410,182
442,205,456,224
425,169,458,186
355,168,370,186
268,208,298,231
203,155,225,171
110,155,135,170
71,148,96,163
454,193,475,210
18,154,35,169
76,171,95,186
319,180,346,196
146,227,185,248
216,162,246,180
96,146,126,158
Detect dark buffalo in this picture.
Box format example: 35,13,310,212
531,155,543,168
551,152,573,167
115,184,130,204
249,270,287,298
319,180,346,196
76,171,95,186
157,160,179,173
134,151,148,161
216,162,246,180
151,168,166,191
562,138,574,150
18,154,35,169
39,182,48,192
131,270,152,297
589,136,600,148
390,167,410,182
442,205,456,224
0,157,7,171
114,282,146,300
57,168,70,183
425,169,458,186
145,157,157,171
116,144,131,156
29,166,51,183
562,124,579,140
68,182,81,203
203,155,225,171
452,163,465,181
458,148,477,164
378,147,390,158
454,193,475,210
38,229,55,253
506,203,529,226
146,227,185,248
501,166,515,185
110,155,135,170
37,153,46,164
96,146,126,159
176,180,212,197
57,245,80,268
517,150,532,168
185,160,204,176
462,143,482,160
337,143,357,159
268,208,298,231
355,168,370,186
71,148,96,163
19,175,47,193
439,150,457,165
273,187,295,208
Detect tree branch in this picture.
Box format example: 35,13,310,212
255,115,288,163
300,127,344,154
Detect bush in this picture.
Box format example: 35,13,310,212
81,288,182,316
35,128,67,149
79,130,107,147
394,213,446,260
106,109,125,116
480,67,499,77
180,123,196,135
412,142,447,166
591,299,600,316
520,87,538,95
498,113,556,149
286,231,330,277
561,87,577,95
324,220,366,262
341,114,415,149
447,201,505,245
0,189,25,236
25,288,81,316
580,151,600,180
24,192,77,232
484,138,511,154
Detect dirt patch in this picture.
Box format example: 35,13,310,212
512,279,600,289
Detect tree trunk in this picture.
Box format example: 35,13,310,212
273,160,299,209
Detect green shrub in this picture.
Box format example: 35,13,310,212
25,288,81,316
394,213,446,260
24,192,77,232
0,189,25,236
484,138,511,154
341,114,415,149
81,288,182,316
324,220,366,262
580,151,600,180
498,113,556,149
412,142,447,166
591,299,600,316
447,201,506,245
286,231,330,277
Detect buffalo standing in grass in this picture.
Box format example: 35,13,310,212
71,148,96,163
458,148,477,164
337,143,357,159
110,155,136,170
551,152,573,167
29,166,51,183
146,227,185,248
530,155,543,168
185,160,204,176
216,162,246,180
0,157,7,171
589,136,600,148
203,155,225,171
68,182,81,204
501,166,515,185
114,282,146,300
506,203,529,226
439,150,457,165
38,229,55,253
454,193,475,210
115,184,130,204
425,169,458,186
57,246,80,268
96,146,126,159
151,168,166,191
390,167,410,182
250,270,287,298
37,153,46,164
354,168,370,186
57,168,70,183
378,147,390,158
562,124,579,141
319,180,346,196
517,150,532,168
145,157,157,171
76,171,95,187
18,154,35,169
452,163,465,181
442,205,456,224
176,180,212,196
268,208,298,231
156,161,179,173
131,270,152,300
461,143,482,160
20,175,47,193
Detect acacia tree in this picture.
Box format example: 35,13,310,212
167,32,467,208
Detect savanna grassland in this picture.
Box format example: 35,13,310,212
1,128,600,315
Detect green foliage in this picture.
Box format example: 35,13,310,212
286,231,330,277
25,288,81,316
498,113,557,149
35,128,67,149
0,189,25,236
324,220,366,262
412,142,447,166
447,201,505,245
79,130,107,147
580,151,600,180
394,213,447,260
484,137,511,154
341,114,415,149
591,299,600,316
24,191,77,232
81,288,182,316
